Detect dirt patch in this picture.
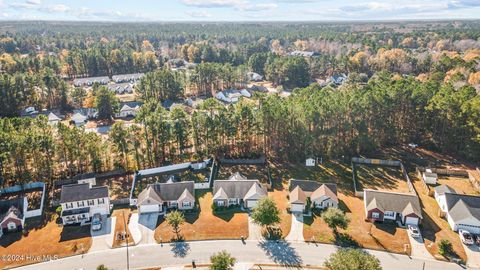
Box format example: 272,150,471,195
269,188,291,238
154,191,248,242
111,209,135,248
0,213,91,269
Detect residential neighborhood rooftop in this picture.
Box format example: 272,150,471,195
60,183,109,203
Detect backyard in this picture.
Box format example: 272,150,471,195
435,176,480,195
96,174,132,200
0,213,91,269
216,164,270,184
154,190,249,242
354,163,410,193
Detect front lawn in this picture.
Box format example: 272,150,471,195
154,190,249,242
0,212,91,269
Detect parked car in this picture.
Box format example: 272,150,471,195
91,213,102,231
408,224,421,238
475,235,480,246
459,229,474,245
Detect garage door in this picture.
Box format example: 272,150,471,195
457,224,480,234
405,217,419,225
291,203,304,212
139,204,160,213
246,200,258,209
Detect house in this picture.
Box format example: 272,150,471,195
59,183,110,225
136,181,195,214
305,158,316,167
364,189,422,226
107,83,134,95
215,89,251,104
115,101,142,118
47,112,62,125
247,72,263,82
288,51,320,57
434,185,480,233
328,74,348,85
423,169,438,184
0,198,25,236
73,76,110,87
288,179,338,212
112,73,144,83
212,176,267,209
71,113,88,126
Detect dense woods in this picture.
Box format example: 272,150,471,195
0,21,479,186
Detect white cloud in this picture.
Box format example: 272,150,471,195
26,0,41,5
46,4,70,13
181,0,248,8
186,10,212,18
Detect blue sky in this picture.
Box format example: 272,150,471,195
0,0,480,21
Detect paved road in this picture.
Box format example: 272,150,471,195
18,240,471,270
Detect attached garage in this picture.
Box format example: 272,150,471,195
290,203,305,213
245,200,258,209
139,204,160,214
405,216,419,225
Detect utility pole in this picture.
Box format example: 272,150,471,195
122,212,130,270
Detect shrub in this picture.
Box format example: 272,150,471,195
438,239,453,257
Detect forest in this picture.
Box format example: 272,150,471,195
0,21,479,186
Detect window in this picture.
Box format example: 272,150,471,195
97,198,105,204
65,203,74,209
372,212,380,219
77,201,85,207
88,200,95,206
7,222,17,231
182,201,191,207
229,199,237,204
384,211,395,218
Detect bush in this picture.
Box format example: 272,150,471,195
438,239,454,257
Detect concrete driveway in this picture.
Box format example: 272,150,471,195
406,226,434,260
462,241,480,268
137,213,159,244
285,212,304,242
89,215,115,252
248,215,263,240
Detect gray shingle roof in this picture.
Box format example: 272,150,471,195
137,181,194,205
0,198,24,222
289,179,337,195
444,193,480,223
60,183,109,203
213,180,266,200
434,184,456,195
364,189,422,219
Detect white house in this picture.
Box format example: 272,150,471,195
434,185,480,233
0,198,25,237
136,181,195,214
71,113,87,126
59,183,110,225
47,112,62,125
116,104,138,118
423,169,438,185
305,158,316,167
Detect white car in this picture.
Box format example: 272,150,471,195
459,229,474,245
91,213,102,231
408,224,421,238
